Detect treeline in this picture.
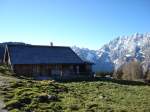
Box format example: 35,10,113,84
113,60,150,82
96,60,150,82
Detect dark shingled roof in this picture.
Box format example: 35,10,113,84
7,45,84,65
0,46,5,61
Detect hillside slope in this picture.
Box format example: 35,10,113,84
0,65,150,111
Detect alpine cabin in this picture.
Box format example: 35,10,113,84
3,45,93,80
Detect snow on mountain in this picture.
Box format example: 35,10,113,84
72,46,114,72
72,33,150,72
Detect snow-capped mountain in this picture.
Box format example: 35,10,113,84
72,46,114,72
72,33,150,72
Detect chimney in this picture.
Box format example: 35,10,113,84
50,42,53,46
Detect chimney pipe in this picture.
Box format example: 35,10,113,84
50,42,53,46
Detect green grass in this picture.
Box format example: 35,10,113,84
0,65,150,112
1,80,150,112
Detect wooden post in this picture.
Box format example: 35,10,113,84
76,65,79,75
61,65,63,79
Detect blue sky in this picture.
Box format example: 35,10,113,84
0,0,150,49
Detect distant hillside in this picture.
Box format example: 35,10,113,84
0,42,30,47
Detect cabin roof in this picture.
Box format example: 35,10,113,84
0,46,5,61
84,60,94,65
7,45,85,65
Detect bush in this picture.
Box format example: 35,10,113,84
113,65,124,79
114,61,143,81
145,69,150,83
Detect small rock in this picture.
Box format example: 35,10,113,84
99,94,106,99
99,95,104,99
54,88,68,93
38,94,58,103
48,95,58,101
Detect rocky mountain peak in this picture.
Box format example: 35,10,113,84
72,33,150,72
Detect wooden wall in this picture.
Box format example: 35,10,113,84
13,64,92,77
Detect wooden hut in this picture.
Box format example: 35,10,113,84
3,45,93,79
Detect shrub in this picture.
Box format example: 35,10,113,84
145,69,150,83
113,65,124,79
123,61,143,80
114,61,143,81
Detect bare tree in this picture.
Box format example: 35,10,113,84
145,69,150,82
114,60,143,81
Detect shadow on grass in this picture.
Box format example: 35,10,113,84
12,73,149,86
58,77,149,86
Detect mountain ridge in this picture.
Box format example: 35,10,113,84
72,33,150,72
